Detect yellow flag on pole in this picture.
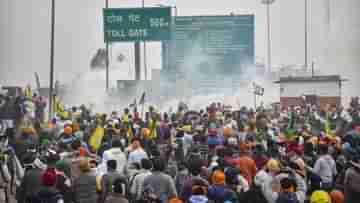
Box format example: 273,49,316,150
89,126,105,151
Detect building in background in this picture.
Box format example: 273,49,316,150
275,75,346,109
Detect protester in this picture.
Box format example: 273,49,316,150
128,138,148,164
307,144,337,191
2,88,360,203
129,158,153,201
99,160,127,203
17,155,44,203
344,159,360,203
142,157,178,203
34,168,64,203
98,139,127,176
73,158,98,203
104,178,129,203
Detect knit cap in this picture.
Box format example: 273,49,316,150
42,168,57,186
330,190,344,203
310,190,331,203
212,170,225,185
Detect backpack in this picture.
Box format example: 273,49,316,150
127,172,140,199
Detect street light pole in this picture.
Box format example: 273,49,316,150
105,0,110,90
304,0,308,70
142,0,147,80
48,0,56,119
261,0,275,73
266,3,271,73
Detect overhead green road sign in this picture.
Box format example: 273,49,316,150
103,7,171,42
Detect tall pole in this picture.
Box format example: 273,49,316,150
266,3,271,73
142,0,147,80
261,0,274,73
304,0,308,70
48,0,56,119
105,0,110,89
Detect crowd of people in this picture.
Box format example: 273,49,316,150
1,93,360,203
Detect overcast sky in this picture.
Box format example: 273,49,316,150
0,0,359,99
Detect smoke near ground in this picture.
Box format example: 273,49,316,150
0,0,359,112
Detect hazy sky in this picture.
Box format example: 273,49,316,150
0,0,359,98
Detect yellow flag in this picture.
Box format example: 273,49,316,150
127,127,134,141
89,126,105,151
148,119,157,140
24,86,32,98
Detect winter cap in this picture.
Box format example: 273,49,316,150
211,170,225,185
267,159,280,172
330,190,344,203
79,147,88,157
168,198,185,203
310,190,331,203
42,168,57,186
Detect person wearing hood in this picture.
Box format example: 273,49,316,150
73,158,98,203
276,177,300,203
99,160,127,203
104,178,129,203
16,153,45,203
55,160,73,203
262,159,307,203
98,139,127,176
207,170,234,202
129,158,152,201
307,144,337,191
179,156,209,201
34,168,64,203
344,158,360,203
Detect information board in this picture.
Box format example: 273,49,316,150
103,7,171,42
163,15,254,73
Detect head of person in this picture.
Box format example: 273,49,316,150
211,170,225,185
310,190,331,203
169,198,184,203
56,160,71,178
64,126,73,135
152,157,166,172
266,159,280,175
107,160,117,172
42,168,57,187
111,139,123,151
280,177,297,193
131,138,141,150
318,144,329,155
329,190,344,203
187,156,203,176
141,158,152,170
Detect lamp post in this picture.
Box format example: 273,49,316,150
304,0,308,70
142,0,147,80
48,0,56,119
261,0,275,73
105,0,110,90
